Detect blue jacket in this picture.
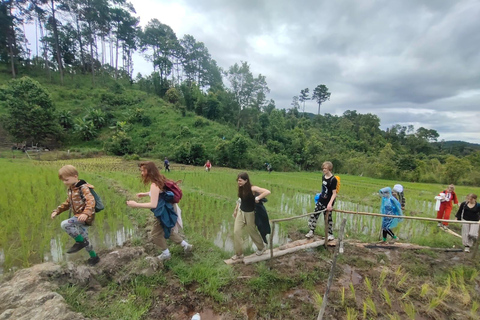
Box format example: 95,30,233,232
151,191,178,239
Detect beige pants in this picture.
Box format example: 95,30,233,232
234,209,265,255
151,218,183,250
461,222,479,247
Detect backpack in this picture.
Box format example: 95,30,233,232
334,175,341,194
79,186,105,212
164,180,183,203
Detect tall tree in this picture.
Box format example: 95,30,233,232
298,88,309,116
312,84,331,115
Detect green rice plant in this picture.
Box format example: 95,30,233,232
341,286,345,306
397,273,409,287
427,297,442,311
378,267,388,288
382,288,392,308
346,307,358,320
387,313,401,320
470,301,479,319
349,282,356,301
469,269,479,282
365,297,377,316
420,283,430,298
401,287,413,300
364,277,373,294
362,302,367,319
313,291,323,307
394,265,403,277
402,301,417,320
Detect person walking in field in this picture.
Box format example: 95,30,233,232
379,187,403,243
231,172,270,261
164,157,170,172
306,161,338,241
455,194,480,253
204,160,212,172
436,184,458,229
126,161,192,261
51,165,100,265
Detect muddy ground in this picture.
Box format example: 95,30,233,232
1,229,479,320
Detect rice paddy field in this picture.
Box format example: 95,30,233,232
1,155,479,274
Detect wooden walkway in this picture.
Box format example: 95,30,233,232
224,237,337,265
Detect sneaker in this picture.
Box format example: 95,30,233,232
231,254,244,261
256,247,266,256
327,234,335,241
305,230,314,238
67,241,89,254
184,243,193,253
87,256,100,266
465,247,470,253
157,252,171,261
442,225,448,230
437,222,442,227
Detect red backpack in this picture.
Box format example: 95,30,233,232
164,180,183,203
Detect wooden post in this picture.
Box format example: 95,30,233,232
270,222,275,259
317,218,347,320
324,210,329,249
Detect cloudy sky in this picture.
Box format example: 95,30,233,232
125,0,480,143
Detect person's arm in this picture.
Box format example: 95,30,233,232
51,197,70,219
136,192,150,198
455,202,464,220
327,190,337,211
127,183,160,209
233,201,239,218
453,192,459,205
78,185,95,222
252,186,271,202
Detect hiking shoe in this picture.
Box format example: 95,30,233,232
67,241,89,254
327,234,335,241
231,254,244,261
87,256,100,266
184,243,193,253
157,252,171,261
465,247,470,253
305,230,314,238
256,247,266,256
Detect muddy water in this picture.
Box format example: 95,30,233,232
0,222,137,275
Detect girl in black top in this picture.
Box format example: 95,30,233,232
456,193,480,252
231,172,271,261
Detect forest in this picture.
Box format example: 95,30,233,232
1,0,479,185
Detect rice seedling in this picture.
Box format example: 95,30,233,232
346,307,358,320
397,273,409,287
313,291,323,307
387,313,401,320
362,302,367,319
382,287,392,308
470,301,479,319
349,282,356,301
364,276,373,294
365,297,377,316
378,267,388,288
420,283,430,298
401,287,413,300
402,301,417,320
341,286,345,306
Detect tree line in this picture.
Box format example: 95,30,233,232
1,0,479,186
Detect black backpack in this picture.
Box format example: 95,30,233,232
79,186,105,212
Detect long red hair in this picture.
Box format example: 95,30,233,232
139,161,167,190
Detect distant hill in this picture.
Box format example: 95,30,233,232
433,140,480,156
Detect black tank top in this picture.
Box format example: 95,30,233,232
240,190,256,212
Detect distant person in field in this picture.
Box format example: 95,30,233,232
392,184,406,211
50,165,100,266
436,184,458,229
265,162,272,173
204,160,212,172
164,157,170,172
379,187,403,243
306,161,338,241
455,194,480,253
231,172,270,261
127,161,192,261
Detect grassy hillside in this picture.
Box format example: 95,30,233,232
0,65,275,169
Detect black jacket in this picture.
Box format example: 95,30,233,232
255,199,271,244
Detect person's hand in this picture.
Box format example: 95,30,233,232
255,197,260,203
51,211,57,219
78,214,88,222
233,211,237,218
126,200,137,207
136,193,146,198
327,204,333,211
